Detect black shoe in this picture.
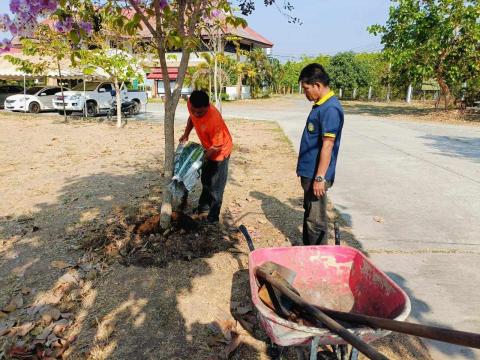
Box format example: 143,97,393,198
207,216,219,224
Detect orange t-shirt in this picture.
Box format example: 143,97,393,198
187,101,233,161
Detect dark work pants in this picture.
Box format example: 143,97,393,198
198,157,229,221
301,177,329,245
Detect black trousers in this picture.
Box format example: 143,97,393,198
198,157,229,221
301,177,329,245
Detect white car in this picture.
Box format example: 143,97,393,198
4,86,68,113
53,82,147,116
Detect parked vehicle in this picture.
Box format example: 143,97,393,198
0,85,24,109
107,94,137,119
53,81,147,116
4,86,67,113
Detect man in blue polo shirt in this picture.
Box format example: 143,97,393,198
297,63,344,245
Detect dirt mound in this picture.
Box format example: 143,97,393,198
82,206,240,268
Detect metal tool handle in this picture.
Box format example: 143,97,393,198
239,224,255,252
334,222,341,246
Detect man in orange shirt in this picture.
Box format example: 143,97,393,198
179,90,233,223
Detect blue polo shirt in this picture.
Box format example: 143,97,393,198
297,93,344,184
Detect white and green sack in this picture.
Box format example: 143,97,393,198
169,142,205,199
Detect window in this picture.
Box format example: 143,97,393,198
98,83,113,93
10,86,23,93
72,82,101,91
26,86,44,95
45,87,61,96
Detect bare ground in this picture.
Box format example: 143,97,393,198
0,113,431,359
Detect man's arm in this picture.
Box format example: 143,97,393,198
312,137,334,198
179,116,194,143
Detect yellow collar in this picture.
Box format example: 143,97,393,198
314,90,335,106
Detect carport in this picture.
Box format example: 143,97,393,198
0,53,108,115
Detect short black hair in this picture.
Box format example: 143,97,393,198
189,90,210,108
298,63,330,86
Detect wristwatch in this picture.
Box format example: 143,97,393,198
314,175,325,183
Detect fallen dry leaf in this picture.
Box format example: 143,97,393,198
21,287,32,295
57,270,83,287
46,333,60,347
7,345,33,358
10,321,35,337
224,332,241,359
216,319,236,342
52,319,70,335
36,324,54,341
50,260,73,270
39,306,61,325
0,320,15,336
2,293,24,313
32,291,63,307
206,334,228,346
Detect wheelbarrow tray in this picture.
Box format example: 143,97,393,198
249,245,411,347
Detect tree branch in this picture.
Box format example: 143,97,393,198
127,0,158,39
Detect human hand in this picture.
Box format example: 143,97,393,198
313,180,326,198
179,133,189,143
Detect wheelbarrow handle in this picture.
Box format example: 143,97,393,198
239,224,255,252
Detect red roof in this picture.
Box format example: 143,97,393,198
147,67,179,80
230,25,273,47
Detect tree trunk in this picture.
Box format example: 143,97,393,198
406,84,413,103
214,52,219,107
57,61,67,123
236,72,242,100
353,88,357,99
157,45,192,229
386,63,391,102
437,76,451,111
368,86,372,101
114,78,122,128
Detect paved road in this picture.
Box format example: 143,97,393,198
151,98,479,360
62,99,480,359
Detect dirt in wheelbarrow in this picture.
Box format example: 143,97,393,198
0,114,431,359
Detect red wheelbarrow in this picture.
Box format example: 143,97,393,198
246,240,411,359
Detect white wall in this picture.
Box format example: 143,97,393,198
225,86,251,100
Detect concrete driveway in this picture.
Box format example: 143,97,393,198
146,98,480,359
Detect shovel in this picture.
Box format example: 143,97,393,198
239,225,297,318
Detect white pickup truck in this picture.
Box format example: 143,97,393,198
53,81,147,116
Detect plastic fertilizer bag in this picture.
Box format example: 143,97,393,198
169,142,205,199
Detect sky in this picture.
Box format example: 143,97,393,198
244,0,391,59
0,0,391,58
